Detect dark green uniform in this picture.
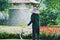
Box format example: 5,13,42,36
28,13,40,40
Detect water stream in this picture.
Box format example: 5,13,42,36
8,4,32,26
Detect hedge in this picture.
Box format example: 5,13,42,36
0,32,20,39
0,32,60,40
0,26,60,40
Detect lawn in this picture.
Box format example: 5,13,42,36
0,39,32,40
0,39,20,40
0,39,41,40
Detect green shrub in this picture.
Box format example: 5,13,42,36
0,32,60,39
39,32,60,39
22,33,32,39
40,32,46,39
0,32,32,39
0,32,20,39
18,23,27,27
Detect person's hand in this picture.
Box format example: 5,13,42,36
27,24,29,26
27,21,31,26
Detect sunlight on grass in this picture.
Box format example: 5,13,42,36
0,25,27,28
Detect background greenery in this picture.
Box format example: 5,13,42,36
0,0,60,26
37,0,59,26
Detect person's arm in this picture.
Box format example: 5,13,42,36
28,14,34,26
28,21,32,26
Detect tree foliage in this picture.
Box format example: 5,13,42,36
0,0,11,11
43,0,59,11
37,0,59,26
40,9,58,26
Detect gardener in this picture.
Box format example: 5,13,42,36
28,7,40,40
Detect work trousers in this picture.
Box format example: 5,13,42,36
32,27,40,40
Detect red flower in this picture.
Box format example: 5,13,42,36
40,26,60,34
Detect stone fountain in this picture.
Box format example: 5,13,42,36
8,0,39,26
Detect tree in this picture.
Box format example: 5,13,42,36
43,0,60,26
0,0,12,25
36,0,59,26
0,0,11,11
43,0,59,11
40,9,58,26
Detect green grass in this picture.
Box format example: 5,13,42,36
0,26,21,27
0,39,29,40
0,25,27,28
0,39,42,40
0,39,34,40
0,25,28,28
0,39,20,40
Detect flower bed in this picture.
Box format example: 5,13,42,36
40,26,60,39
0,26,60,39
40,26,60,34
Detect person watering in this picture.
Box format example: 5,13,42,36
28,7,40,40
